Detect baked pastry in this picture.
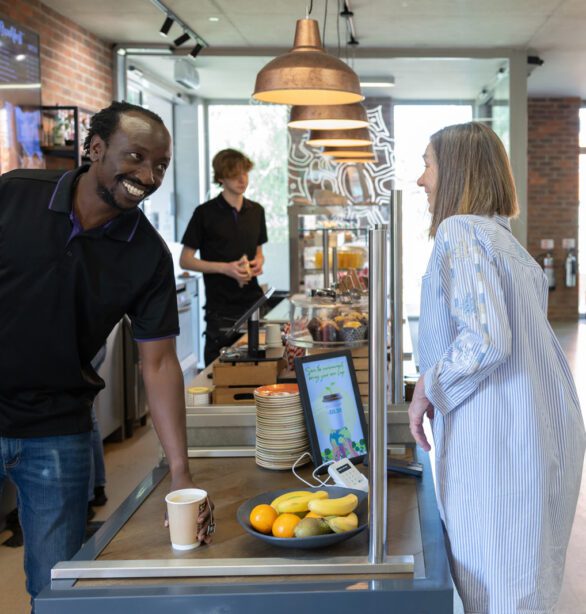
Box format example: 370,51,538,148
318,320,340,342
339,320,367,342
307,316,321,340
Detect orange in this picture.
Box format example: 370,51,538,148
249,504,278,534
271,513,301,538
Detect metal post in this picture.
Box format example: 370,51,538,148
288,206,300,292
331,246,338,285
389,191,403,404
322,229,330,288
248,309,260,358
113,47,127,102
368,225,388,564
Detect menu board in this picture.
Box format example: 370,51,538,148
295,351,368,470
0,17,40,87
0,17,42,174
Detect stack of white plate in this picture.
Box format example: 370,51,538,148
254,384,310,470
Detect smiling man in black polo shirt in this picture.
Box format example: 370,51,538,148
180,149,268,364
0,101,212,606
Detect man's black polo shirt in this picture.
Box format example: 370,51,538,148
181,193,268,316
0,165,179,438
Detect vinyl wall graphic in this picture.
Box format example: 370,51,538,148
288,101,395,206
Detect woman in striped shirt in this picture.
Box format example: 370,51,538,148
408,122,585,613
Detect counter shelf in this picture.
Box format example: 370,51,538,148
288,204,389,293
37,451,453,614
184,401,413,458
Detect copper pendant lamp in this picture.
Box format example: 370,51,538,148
330,157,375,164
322,145,374,158
252,19,364,105
288,103,368,130
306,127,372,147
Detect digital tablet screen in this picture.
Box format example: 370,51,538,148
295,350,368,472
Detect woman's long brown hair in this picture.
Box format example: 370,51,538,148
428,122,519,237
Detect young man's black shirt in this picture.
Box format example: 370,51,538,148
181,193,268,316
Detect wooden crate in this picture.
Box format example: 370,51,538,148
305,345,368,358
212,386,257,405
213,358,285,387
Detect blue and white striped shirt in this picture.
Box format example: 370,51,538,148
419,214,586,614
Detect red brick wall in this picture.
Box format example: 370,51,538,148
527,97,580,320
0,1,112,111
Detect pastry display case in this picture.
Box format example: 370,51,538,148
288,204,389,293
287,293,369,348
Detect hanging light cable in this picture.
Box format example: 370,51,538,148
252,18,363,105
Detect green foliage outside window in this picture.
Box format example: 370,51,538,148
207,104,289,244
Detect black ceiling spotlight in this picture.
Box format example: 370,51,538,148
348,34,359,46
527,55,544,67
340,2,353,17
527,55,544,77
173,32,191,47
159,16,174,37
189,43,204,59
150,0,209,55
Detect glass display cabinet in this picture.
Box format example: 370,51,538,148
288,203,389,293
41,105,92,169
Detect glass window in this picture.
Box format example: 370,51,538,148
578,107,586,316
578,149,586,316
207,104,289,290
393,104,474,319
580,107,586,149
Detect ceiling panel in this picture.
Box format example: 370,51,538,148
128,53,505,103
37,0,586,98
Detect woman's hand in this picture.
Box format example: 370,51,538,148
408,375,434,452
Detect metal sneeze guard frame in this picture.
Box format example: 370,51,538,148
48,216,410,581
37,193,454,612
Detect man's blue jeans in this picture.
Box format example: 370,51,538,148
88,407,106,500
0,433,91,602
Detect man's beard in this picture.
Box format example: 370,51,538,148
96,176,151,213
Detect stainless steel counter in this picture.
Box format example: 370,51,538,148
35,451,453,614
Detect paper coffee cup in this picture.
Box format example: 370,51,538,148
165,488,208,551
264,324,282,347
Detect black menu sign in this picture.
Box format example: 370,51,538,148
0,17,40,86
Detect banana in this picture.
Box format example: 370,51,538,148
275,490,329,514
270,490,316,510
307,493,358,517
325,512,359,534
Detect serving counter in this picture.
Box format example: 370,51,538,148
36,451,453,613
36,214,453,613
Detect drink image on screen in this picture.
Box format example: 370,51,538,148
323,392,357,460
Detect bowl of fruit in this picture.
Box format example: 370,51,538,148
236,486,368,549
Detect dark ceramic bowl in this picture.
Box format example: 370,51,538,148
236,486,368,549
